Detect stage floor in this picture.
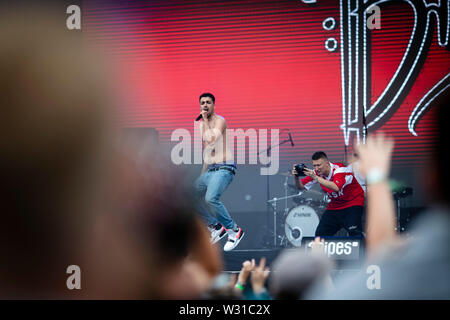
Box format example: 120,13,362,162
221,248,364,272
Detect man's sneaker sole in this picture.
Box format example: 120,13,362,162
223,230,245,251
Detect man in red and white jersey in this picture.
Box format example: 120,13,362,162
292,151,365,237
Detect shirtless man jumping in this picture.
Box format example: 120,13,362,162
194,93,244,251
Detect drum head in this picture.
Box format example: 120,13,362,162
284,205,319,247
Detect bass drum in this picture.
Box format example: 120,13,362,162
284,205,320,247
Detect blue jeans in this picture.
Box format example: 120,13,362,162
194,165,236,230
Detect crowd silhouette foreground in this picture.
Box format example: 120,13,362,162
0,3,222,299
1,2,448,300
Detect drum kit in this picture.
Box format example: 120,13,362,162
266,171,330,248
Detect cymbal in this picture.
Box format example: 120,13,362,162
305,189,325,196
288,184,324,196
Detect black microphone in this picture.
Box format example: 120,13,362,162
288,130,294,146
195,114,202,121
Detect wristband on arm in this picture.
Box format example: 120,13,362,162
235,282,244,291
366,168,387,185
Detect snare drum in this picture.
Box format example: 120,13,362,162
284,205,320,247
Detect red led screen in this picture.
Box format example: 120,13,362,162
84,0,449,170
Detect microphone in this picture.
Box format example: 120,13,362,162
196,110,209,121
288,130,294,146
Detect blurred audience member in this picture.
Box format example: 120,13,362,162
202,273,243,300
346,150,367,194
269,238,333,299
235,259,255,293
226,258,271,300
249,257,271,299
309,92,450,299
115,130,223,299
0,4,117,298
0,3,222,299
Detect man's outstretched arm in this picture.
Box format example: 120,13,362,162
303,168,339,192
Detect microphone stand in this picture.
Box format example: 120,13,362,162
362,107,368,143
259,135,293,247
346,107,368,163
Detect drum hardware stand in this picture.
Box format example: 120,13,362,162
267,197,278,247
283,176,290,217
280,176,291,246
259,131,295,247
267,191,304,247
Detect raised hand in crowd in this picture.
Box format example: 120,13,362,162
356,133,400,259
310,237,326,255
235,259,255,291
250,257,271,295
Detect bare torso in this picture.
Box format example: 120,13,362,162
200,114,233,164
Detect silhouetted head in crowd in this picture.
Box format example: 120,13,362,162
116,132,222,298
0,4,115,298
0,4,221,299
268,249,332,300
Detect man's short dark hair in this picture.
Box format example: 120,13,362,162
312,151,328,161
199,92,215,103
